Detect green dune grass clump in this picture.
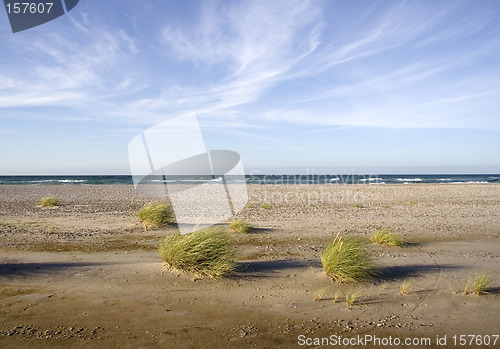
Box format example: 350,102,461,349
333,289,342,303
38,196,60,207
229,219,251,234
261,203,271,210
464,273,493,295
345,291,360,309
138,202,173,230
158,228,235,279
314,286,328,301
321,234,375,283
370,229,404,247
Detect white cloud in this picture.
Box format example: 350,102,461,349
2,0,499,132
146,0,499,130
0,17,138,109
148,0,323,113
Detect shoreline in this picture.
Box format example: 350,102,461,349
0,181,498,185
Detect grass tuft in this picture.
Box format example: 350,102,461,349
261,203,271,210
229,219,251,234
353,203,364,208
400,280,412,295
314,286,328,301
345,291,360,309
138,202,173,230
464,278,472,295
333,289,342,303
370,228,404,247
158,228,235,279
321,233,375,283
464,273,493,295
38,196,60,207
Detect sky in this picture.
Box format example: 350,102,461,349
1,0,499,175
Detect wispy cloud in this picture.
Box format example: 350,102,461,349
0,16,139,109
130,0,499,130
131,0,323,115
1,0,499,132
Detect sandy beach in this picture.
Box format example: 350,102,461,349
0,184,499,348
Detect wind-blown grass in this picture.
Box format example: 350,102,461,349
158,228,235,279
464,273,493,295
333,289,342,303
138,202,173,230
321,233,375,283
38,196,60,207
370,229,404,247
229,219,251,234
400,280,412,295
345,291,360,309
314,286,328,301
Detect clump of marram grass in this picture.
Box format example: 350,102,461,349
370,228,404,247
261,203,271,210
353,203,364,208
321,233,375,283
314,286,328,301
138,202,173,230
38,196,60,207
463,278,472,295
158,228,235,279
229,219,251,234
400,280,412,295
345,291,360,309
464,273,493,295
333,289,342,303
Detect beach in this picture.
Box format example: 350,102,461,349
0,184,499,348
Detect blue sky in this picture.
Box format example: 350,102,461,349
1,0,499,175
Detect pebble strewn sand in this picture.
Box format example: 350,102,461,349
2,184,498,249
0,184,499,348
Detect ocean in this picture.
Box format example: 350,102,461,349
0,174,498,185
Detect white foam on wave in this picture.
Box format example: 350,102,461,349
165,179,209,183
396,178,423,182
450,181,489,184
359,177,383,182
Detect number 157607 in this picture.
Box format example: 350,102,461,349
6,2,54,14
452,335,498,346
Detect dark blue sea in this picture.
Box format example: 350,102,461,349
0,174,498,185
